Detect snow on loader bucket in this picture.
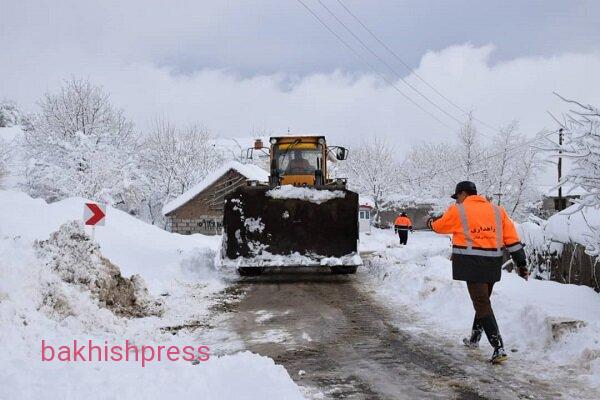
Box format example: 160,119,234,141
221,184,361,276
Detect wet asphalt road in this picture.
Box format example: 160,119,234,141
215,267,583,400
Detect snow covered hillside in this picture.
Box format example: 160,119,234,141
0,190,306,400
361,229,600,391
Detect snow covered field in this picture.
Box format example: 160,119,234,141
0,190,306,400
361,228,600,391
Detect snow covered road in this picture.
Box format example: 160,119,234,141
211,230,600,399
217,268,595,399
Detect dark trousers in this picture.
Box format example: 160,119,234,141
398,230,408,245
466,282,495,318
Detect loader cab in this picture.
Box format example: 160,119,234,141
270,136,328,186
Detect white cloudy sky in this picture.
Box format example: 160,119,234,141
2,0,599,180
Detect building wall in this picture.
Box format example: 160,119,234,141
377,205,433,230
165,169,248,235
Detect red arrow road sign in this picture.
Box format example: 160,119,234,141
84,203,106,226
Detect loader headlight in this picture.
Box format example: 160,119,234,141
270,138,277,144
318,138,325,145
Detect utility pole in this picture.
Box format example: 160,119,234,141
557,128,564,210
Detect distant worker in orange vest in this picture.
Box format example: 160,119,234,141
394,212,413,245
427,181,529,364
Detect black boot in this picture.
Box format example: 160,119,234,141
462,318,483,348
480,313,508,364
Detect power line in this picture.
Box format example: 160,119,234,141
315,0,466,128
334,0,504,136
295,0,455,131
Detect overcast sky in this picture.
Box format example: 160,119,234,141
2,0,600,184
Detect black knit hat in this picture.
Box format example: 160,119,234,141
451,181,477,199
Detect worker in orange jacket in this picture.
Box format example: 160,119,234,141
394,212,413,245
427,181,529,364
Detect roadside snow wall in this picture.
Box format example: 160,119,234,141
519,206,599,291
35,221,163,318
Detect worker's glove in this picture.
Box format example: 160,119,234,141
426,218,434,230
517,265,530,281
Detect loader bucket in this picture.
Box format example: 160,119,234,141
220,185,360,268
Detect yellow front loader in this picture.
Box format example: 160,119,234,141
221,135,361,276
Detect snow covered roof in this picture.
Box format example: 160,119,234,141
162,161,269,215
359,195,375,208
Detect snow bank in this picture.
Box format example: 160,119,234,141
35,221,162,318
518,206,599,283
0,190,307,399
545,205,600,251
0,190,222,293
0,234,304,400
266,185,345,204
519,205,600,253
363,230,600,389
162,161,269,215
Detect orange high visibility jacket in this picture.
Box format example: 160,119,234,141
394,216,412,230
431,195,526,282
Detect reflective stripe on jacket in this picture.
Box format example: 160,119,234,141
394,216,412,230
431,195,526,282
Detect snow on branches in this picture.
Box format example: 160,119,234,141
547,95,600,255
139,119,224,225
551,95,600,208
401,117,542,218
337,137,404,218
23,78,142,206
0,136,9,185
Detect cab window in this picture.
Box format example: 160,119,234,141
276,145,322,175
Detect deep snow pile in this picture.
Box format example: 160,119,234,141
517,205,600,282
519,205,600,255
266,185,346,204
35,221,162,318
544,205,600,254
362,229,600,389
0,190,306,399
0,190,222,293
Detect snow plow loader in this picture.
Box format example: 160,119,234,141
221,136,361,276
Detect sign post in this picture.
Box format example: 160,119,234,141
84,202,106,239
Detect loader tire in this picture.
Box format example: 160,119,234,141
237,267,265,277
330,266,358,275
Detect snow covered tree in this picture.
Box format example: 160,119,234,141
139,119,224,225
0,100,30,128
549,96,600,255
485,122,542,217
402,141,456,199
400,117,542,217
458,115,482,181
0,137,9,186
340,137,404,220
489,122,519,206
23,78,142,207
